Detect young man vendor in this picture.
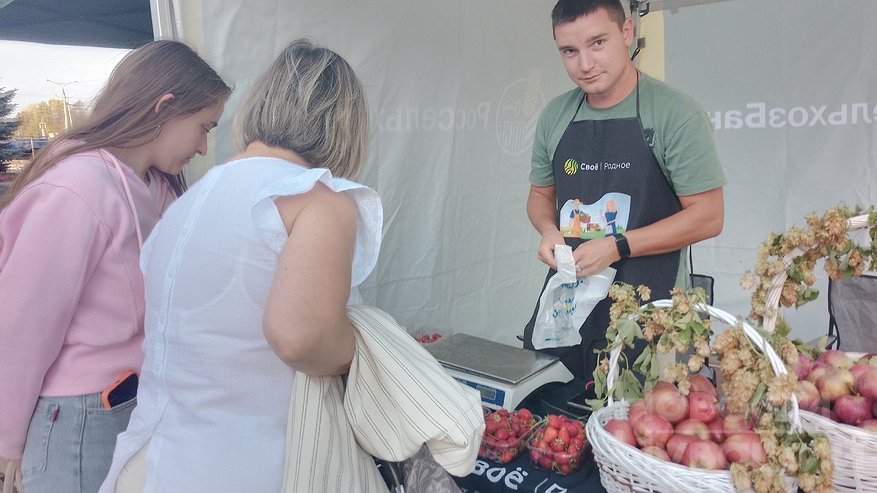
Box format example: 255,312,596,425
523,0,726,380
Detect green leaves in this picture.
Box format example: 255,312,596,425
615,319,642,348
590,284,713,411
615,369,642,402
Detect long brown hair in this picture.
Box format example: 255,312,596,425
1,40,232,209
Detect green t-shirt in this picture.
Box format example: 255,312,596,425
529,73,726,287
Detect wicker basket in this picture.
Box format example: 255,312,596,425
586,300,799,493
770,214,877,492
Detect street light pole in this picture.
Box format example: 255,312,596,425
46,79,78,131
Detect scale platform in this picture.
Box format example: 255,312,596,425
425,333,573,410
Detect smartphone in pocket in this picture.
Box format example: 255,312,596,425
101,371,139,409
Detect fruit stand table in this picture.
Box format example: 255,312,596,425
454,451,605,493
455,379,608,493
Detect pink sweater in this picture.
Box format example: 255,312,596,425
0,149,173,459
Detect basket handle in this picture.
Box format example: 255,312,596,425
604,299,801,430
763,214,871,334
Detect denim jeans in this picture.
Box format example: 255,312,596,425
21,393,137,493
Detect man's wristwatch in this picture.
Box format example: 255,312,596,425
614,234,631,259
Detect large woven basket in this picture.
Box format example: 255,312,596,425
770,214,877,492
586,300,799,493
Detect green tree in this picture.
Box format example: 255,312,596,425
15,98,89,139
0,87,22,173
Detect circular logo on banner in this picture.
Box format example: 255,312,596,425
495,71,546,156
563,159,578,175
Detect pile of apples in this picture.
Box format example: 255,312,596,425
794,349,877,429
479,408,537,463
528,414,587,475
603,375,765,471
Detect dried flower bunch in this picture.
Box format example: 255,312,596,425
741,205,877,331
588,283,712,410
590,282,833,493
713,325,833,493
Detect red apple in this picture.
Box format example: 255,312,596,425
666,433,696,463
689,374,718,398
834,395,874,425
644,380,677,399
640,445,671,461
634,413,674,448
688,391,720,422
850,364,874,381
604,419,637,447
627,399,647,428
814,406,838,421
643,381,677,409
681,439,728,470
794,380,821,411
706,417,726,443
860,419,877,433
675,419,711,441
646,382,689,424
722,432,767,465
819,349,854,369
816,368,854,403
856,369,877,400
794,352,814,381
723,414,754,436
806,361,832,383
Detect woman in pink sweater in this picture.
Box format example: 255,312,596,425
0,40,230,493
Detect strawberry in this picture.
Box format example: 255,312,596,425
543,426,558,443
558,426,570,444
500,450,516,464
550,438,565,452
538,456,553,470
564,422,580,438
547,414,562,430
517,408,533,421
559,464,572,475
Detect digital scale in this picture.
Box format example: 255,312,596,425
425,333,574,410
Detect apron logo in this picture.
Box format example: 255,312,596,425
563,159,578,175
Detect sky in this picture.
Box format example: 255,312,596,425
0,40,130,112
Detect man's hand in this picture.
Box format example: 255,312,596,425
536,229,566,270
572,236,620,277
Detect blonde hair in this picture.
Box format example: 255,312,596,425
234,38,369,180
1,40,232,208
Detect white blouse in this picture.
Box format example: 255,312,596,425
100,157,382,493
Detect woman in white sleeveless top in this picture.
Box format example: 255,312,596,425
100,38,382,493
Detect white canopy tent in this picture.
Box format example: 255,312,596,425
3,0,873,346
145,0,877,347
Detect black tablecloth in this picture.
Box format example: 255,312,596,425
455,379,608,493
454,450,605,493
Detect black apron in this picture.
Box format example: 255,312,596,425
523,76,682,380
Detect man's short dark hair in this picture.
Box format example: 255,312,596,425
552,0,627,35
